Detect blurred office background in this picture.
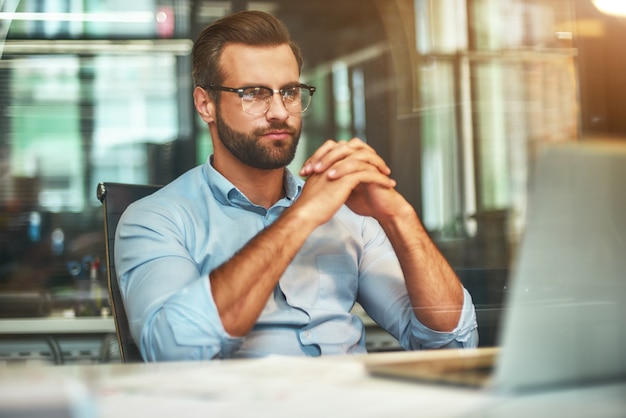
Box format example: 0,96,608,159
0,0,624,363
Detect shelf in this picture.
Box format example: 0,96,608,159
0,317,116,335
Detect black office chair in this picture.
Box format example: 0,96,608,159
97,182,162,363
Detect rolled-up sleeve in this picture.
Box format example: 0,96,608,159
115,199,242,362
357,217,479,350
403,288,479,349
141,278,245,361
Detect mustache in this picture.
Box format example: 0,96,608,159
254,122,297,137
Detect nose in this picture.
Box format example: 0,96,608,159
265,91,290,120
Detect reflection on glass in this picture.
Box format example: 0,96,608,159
332,61,353,140
419,60,462,233
470,0,573,50
4,0,177,39
92,54,178,190
474,62,510,211
1,4,188,321
415,0,468,54
0,0,584,358
10,55,82,211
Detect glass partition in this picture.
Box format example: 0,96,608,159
0,1,195,329
0,0,612,361
372,0,579,346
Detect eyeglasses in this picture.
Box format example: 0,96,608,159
207,84,316,116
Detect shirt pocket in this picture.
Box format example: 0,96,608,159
315,254,358,311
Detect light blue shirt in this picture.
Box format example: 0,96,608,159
116,158,478,361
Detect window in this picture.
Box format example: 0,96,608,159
412,0,578,239
0,0,584,354
0,1,194,319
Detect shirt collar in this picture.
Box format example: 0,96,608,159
203,155,303,208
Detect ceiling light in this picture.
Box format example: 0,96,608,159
592,0,626,17
0,12,154,23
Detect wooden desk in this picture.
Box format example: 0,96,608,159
0,349,623,418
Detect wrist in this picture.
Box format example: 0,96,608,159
379,197,418,226
281,201,323,236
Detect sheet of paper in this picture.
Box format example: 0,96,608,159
95,356,492,418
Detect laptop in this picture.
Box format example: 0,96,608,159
367,141,626,393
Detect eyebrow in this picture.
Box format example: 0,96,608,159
237,81,302,90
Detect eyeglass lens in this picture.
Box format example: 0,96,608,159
241,86,312,115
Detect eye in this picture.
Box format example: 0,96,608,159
282,87,300,101
242,87,271,101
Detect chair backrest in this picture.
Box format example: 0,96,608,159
97,182,162,363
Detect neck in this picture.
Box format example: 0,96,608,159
212,154,286,209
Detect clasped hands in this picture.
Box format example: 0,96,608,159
297,138,409,225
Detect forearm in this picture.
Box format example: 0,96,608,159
209,204,317,336
378,203,464,332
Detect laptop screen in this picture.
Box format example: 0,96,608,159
493,141,626,392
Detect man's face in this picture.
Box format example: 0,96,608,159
213,43,303,170
214,104,301,170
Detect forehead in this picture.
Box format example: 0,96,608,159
219,43,300,86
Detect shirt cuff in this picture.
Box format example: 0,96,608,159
144,276,245,360
408,287,479,349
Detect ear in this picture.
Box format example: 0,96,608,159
193,86,216,123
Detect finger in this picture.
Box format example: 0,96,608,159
341,168,397,190
300,139,339,176
322,146,391,178
300,138,369,176
319,139,362,172
327,159,397,188
296,166,396,225
347,139,391,174
301,138,392,179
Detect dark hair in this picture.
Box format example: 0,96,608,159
192,10,303,96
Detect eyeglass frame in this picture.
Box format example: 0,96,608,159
205,83,316,115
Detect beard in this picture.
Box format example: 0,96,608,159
215,112,301,170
